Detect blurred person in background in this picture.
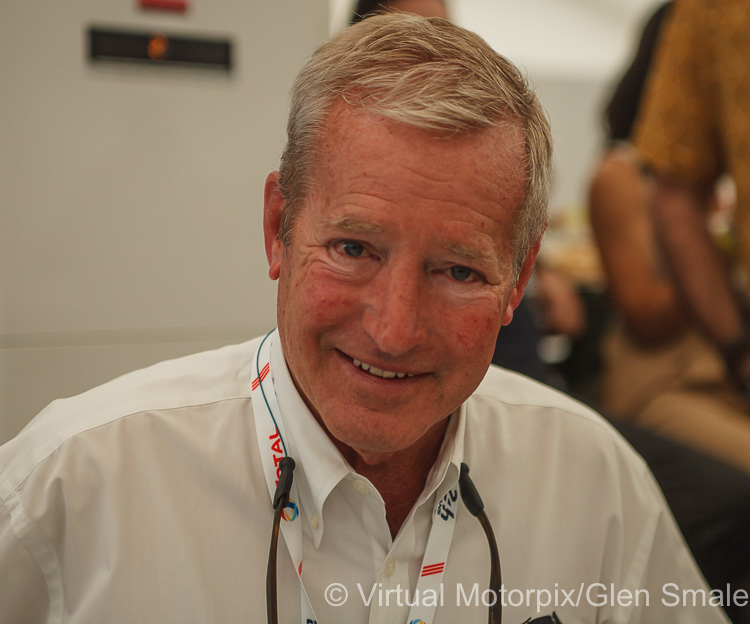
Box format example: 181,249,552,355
590,4,750,620
631,0,750,472
350,0,448,23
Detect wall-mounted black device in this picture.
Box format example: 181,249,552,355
88,27,232,71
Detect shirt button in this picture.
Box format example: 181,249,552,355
311,515,319,530
384,558,396,577
353,479,371,494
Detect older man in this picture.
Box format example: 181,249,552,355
0,14,728,624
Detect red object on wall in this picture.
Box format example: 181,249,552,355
138,0,188,13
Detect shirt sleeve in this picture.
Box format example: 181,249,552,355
633,0,724,186
0,499,52,623
622,467,732,623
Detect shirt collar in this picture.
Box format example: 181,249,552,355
269,330,467,546
419,403,465,508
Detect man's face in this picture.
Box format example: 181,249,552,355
264,104,537,462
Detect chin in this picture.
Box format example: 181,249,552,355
327,406,443,457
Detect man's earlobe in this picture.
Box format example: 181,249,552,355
264,171,285,281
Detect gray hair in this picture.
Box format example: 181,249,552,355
278,13,552,276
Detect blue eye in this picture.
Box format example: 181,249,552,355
341,241,365,257
450,266,473,282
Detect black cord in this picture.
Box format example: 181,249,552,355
459,462,502,624
266,457,296,624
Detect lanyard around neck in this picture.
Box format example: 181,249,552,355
250,329,462,624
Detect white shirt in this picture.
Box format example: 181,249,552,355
0,333,730,623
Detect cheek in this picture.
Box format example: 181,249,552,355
451,308,501,353
291,271,361,328
307,292,356,325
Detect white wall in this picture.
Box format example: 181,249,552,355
0,0,330,443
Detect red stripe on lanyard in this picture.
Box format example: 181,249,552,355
252,362,270,390
421,563,445,576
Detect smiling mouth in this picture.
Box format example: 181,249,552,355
352,358,415,379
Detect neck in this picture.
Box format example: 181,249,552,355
334,417,451,538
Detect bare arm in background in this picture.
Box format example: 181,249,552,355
589,150,687,344
651,177,745,349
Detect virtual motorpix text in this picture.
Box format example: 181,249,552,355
323,582,750,611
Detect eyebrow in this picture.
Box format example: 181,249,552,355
446,241,499,268
323,216,384,234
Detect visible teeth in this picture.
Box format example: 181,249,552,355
352,358,414,379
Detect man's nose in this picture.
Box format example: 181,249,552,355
361,266,428,357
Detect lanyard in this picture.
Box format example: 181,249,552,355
250,329,461,624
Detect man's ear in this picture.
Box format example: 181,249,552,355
501,240,541,326
263,171,285,281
